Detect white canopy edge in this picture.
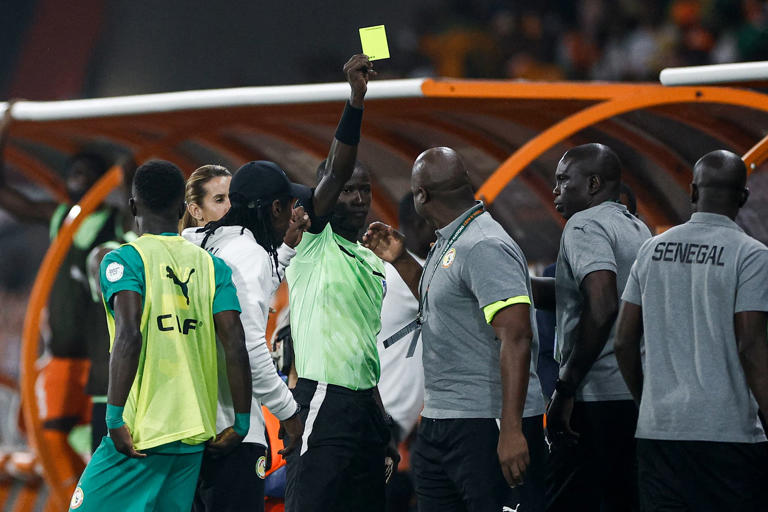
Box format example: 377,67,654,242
660,61,768,86
0,78,426,122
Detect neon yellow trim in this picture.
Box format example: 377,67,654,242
483,295,531,324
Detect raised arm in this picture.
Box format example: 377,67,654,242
735,311,768,418
492,304,532,488
0,102,58,223
312,54,376,217
106,290,146,458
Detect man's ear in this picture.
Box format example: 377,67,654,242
271,198,282,219
129,197,137,217
415,186,429,205
588,174,602,195
178,201,186,220
690,183,699,204
739,187,750,208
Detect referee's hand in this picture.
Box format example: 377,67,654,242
109,426,146,459
362,222,406,263
207,427,244,458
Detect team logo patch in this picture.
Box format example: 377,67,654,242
70,487,84,509
165,266,195,305
105,262,124,282
442,248,457,268
256,455,266,479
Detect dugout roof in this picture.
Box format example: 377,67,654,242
4,78,768,262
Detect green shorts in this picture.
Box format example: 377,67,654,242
69,437,203,511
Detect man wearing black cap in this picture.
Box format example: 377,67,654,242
283,54,399,512
182,160,310,512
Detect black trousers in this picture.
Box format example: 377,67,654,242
638,438,768,512
192,442,267,512
284,378,390,512
545,400,638,512
412,415,549,512
90,401,107,454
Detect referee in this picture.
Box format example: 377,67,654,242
69,160,252,511
364,147,547,511
535,143,651,511
283,54,398,512
615,150,768,510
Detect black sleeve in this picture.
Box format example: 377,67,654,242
298,189,333,235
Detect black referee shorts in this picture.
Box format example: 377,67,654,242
412,415,549,512
284,378,390,512
545,399,638,512
638,438,768,512
192,442,266,512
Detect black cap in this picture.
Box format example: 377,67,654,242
229,161,311,208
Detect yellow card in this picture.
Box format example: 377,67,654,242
359,25,390,61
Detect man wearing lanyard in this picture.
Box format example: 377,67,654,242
364,147,547,511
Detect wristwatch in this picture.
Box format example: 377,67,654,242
554,378,577,398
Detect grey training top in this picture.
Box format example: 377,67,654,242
556,201,652,402
623,212,768,443
420,202,546,420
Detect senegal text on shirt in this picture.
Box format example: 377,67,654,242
651,242,725,266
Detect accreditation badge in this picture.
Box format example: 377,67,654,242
442,248,457,268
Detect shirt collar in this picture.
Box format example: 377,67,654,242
689,212,742,231
436,201,484,240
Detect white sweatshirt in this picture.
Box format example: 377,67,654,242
182,226,298,447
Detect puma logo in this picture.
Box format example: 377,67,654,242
166,266,195,305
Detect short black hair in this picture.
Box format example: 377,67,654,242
133,160,185,212
619,182,637,215
315,159,369,183
67,151,110,177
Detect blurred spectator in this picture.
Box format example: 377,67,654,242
400,0,767,82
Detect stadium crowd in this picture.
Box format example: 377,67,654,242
0,52,767,512
368,0,768,82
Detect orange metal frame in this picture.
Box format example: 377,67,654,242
17,80,768,508
418,81,768,202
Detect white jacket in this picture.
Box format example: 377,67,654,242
182,226,298,446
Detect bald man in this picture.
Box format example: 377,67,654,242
364,147,547,512
535,143,651,512
615,150,768,511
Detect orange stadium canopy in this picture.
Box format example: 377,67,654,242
3,76,768,509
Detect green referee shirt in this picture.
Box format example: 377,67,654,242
286,223,386,390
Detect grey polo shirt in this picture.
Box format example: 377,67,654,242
420,202,546,420
623,212,768,443
555,201,652,402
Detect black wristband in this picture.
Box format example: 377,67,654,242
554,378,577,398
334,101,363,146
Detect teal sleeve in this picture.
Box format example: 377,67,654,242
100,245,145,313
211,255,241,314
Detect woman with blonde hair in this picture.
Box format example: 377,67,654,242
182,161,309,512
180,164,232,231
